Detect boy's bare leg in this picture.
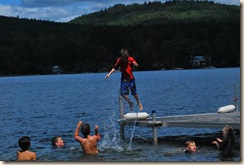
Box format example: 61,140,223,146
122,95,134,111
134,94,143,111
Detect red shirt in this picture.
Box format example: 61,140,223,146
114,56,136,80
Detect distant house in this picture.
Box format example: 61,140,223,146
191,56,211,66
52,66,63,74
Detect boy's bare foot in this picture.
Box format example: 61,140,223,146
129,102,134,111
138,103,143,111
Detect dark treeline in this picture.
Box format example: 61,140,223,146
0,1,240,75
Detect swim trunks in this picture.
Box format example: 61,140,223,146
120,78,137,96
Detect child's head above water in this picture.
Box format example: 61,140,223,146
185,140,197,153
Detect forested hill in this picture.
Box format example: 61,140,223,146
69,1,239,25
0,1,240,76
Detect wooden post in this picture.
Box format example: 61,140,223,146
119,92,125,143
152,110,158,144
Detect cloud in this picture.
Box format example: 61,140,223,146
212,0,239,5
0,5,14,17
20,0,113,7
0,5,85,22
9,0,114,22
20,0,80,7
0,0,240,23
19,0,157,8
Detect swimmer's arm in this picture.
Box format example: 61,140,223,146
32,152,36,160
216,138,222,143
94,125,101,141
74,121,84,142
212,141,220,149
17,151,20,160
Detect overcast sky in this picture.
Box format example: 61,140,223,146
0,0,241,22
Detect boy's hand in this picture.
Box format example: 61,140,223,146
216,138,222,142
105,74,110,79
95,125,99,136
77,121,82,127
133,61,139,67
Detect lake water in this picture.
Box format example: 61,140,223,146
0,68,240,162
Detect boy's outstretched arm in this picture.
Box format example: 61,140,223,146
74,121,83,142
105,68,115,79
94,125,101,141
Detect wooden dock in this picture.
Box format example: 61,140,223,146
119,111,240,129
118,93,240,143
118,108,240,143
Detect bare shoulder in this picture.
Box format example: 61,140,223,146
31,151,36,155
29,151,36,160
74,135,85,142
91,135,100,141
26,150,36,156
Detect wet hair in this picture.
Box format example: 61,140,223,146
222,125,235,140
185,140,195,147
18,136,31,151
220,125,235,158
120,48,129,59
52,136,59,146
81,123,90,138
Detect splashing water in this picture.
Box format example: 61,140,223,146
98,107,139,152
128,111,139,151
99,111,123,152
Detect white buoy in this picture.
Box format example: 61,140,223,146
123,112,150,120
217,105,235,113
